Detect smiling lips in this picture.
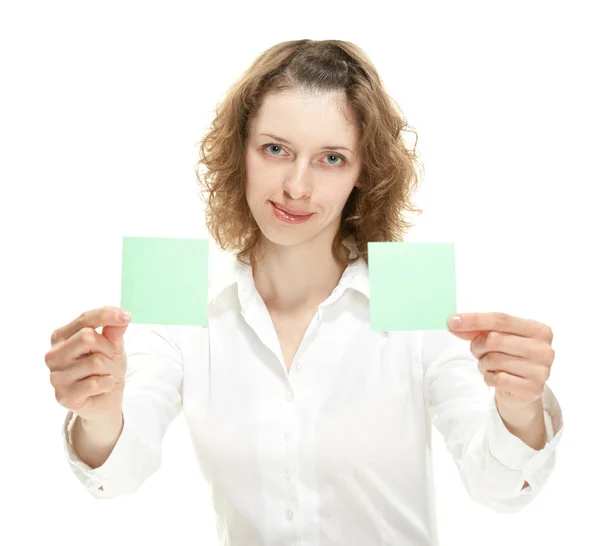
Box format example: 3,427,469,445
270,201,314,224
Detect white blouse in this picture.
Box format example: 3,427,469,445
62,254,563,546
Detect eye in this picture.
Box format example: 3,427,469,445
263,143,286,156
261,143,346,167
322,154,344,166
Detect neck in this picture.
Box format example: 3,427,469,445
252,235,349,314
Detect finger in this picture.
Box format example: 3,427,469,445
482,353,551,385
478,353,527,378
50,353,113,387
55,375,115,411
50,306,131,346
486,372,544,400
447,329,482,342
102,324,130,354
470,331,532,360
450,312,548,339
47,328,118,371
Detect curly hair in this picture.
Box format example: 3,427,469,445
195,39,424,266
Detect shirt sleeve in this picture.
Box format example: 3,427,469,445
61,323,184,499
420,329,564,513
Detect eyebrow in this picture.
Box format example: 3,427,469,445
259,133,354,153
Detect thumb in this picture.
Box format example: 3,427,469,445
447,329,481,342
103,320,131,353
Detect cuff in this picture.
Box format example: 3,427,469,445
62,410,135,494
485,384,564,474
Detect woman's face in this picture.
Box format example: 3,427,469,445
245,90,362,250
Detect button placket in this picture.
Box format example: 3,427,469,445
281,395,299,526
281,352,306,531
282,382,296,443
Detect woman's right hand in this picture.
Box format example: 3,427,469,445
45,306,132,424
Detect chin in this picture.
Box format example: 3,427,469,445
252,213,315,248
258,225,315,247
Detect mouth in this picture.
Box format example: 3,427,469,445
269,201,314,224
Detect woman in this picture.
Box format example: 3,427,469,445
46,39,563,545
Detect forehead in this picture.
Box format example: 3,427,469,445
249,90,358,144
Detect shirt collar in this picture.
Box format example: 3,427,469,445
207,252,239,305
208,250,370,309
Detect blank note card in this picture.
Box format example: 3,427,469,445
368,242,457,331
120,236,209,326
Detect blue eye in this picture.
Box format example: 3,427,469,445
262,143,345,167
323,154,343,166
265,144,284,155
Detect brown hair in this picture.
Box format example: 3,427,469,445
195,39,423,266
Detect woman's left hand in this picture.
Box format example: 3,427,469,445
447,312,555,409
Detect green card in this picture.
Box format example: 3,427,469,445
120,236,209,326
368,242,456,331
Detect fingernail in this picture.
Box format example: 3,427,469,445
119,310,131,322
449,315,461,329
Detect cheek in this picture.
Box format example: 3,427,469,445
319,179,357,211
244,152,257,185
244,154,263,200
246,149,261,174
245,152,277,194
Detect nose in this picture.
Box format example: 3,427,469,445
282,163,312,200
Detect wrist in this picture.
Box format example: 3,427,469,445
495,394,543,425
79,411,124,443
495,395,546,450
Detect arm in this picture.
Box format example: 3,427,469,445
62,323,184,499
497,396,547,452
495,395,546,490
421,329,564,513
70,410,124,470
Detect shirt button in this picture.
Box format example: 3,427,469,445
285,390,294,402
286,509,294,521
284,468,294,480
295,362,301,373
284,430,292,442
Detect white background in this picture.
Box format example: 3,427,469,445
1,1,598,544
